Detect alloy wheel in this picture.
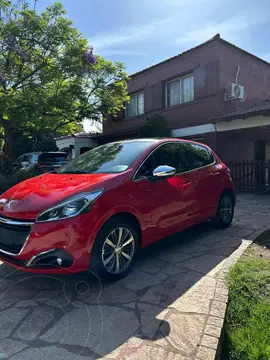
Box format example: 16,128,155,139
101,227,135,274
220,196,233,224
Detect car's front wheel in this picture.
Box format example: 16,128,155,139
213,193,234,228
90,217,139,281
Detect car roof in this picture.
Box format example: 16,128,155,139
107,138,209,147
20,151,67,156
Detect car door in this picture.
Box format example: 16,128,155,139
21,154,32,170
183,143,220,221
132,142,199,245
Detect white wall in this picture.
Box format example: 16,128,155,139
216,115,270,132
56,137,76,158
73,138,98,157
56,137,98,158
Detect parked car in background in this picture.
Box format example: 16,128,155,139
13,152,68,175
0,139,235,281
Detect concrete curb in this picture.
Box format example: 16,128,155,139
195,224,270,360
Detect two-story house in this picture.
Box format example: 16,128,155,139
56,34,270,165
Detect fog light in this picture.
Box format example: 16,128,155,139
26,249,73,268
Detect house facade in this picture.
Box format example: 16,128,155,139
56,34,270,164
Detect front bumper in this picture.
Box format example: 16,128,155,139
0,213,96,274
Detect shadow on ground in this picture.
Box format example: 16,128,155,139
0,194,269,360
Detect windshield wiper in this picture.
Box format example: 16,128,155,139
60,171,89,174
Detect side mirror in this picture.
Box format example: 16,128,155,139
152,165,176,180
21,161,28,167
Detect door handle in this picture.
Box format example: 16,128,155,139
183,181,192,187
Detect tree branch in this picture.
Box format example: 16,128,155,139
12,61,48,90
52,118,77,132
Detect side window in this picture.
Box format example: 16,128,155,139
22,155,31,163
136,143,189,179
185,144,214,170
14,156,22,166
153,143,188,172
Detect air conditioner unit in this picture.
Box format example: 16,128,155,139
225,83,245,101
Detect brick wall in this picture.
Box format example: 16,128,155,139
103,38,270,140
217,131,254,163
217,127,270,163
217,45,270,114
104,43,223,135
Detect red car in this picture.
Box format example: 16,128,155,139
0,139,235,280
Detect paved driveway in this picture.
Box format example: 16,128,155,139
0,194,270,360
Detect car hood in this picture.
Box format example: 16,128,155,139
0,173,118,220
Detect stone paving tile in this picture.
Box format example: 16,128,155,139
0,338,27,358
207,315,224,328
137,302,169,339
196,345,216,360
8,346,98,360
179,253,226,274
201,334,219,349
160,310,206,356
0,308,28,338
156,252,193,264
117,269,161,291
210,306,226,318
15,306,56,341
204,324,222,338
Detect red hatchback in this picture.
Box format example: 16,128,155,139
0,139,235,280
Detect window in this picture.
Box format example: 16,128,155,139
136,142,190,179
38,153,67,164
166,74,194,107
22,155,31,163
126,92,144,117
184,143,214,170
135,142,214,180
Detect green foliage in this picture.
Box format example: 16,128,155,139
0,1,129,157
0,169,37,194
12,131,58,159
225,258,270,360
138,113,171,138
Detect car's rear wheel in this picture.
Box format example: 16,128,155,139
90,218,139,281
213,193,234,228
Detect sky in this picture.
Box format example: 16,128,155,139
34,0,270,131
35,0,270,75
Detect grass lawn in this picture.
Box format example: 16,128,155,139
222,230,270,360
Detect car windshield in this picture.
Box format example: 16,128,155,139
56,140,156,174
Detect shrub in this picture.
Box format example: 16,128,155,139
138,113,172,138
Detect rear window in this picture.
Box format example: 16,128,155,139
38,153,67,164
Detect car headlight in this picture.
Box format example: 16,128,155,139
36,190,103,223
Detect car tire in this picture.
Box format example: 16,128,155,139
213,192,234,228
90,217,140,281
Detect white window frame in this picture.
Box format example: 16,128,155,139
126,92,144,118
165,74,194,107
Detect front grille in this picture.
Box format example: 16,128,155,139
0,220,32,255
